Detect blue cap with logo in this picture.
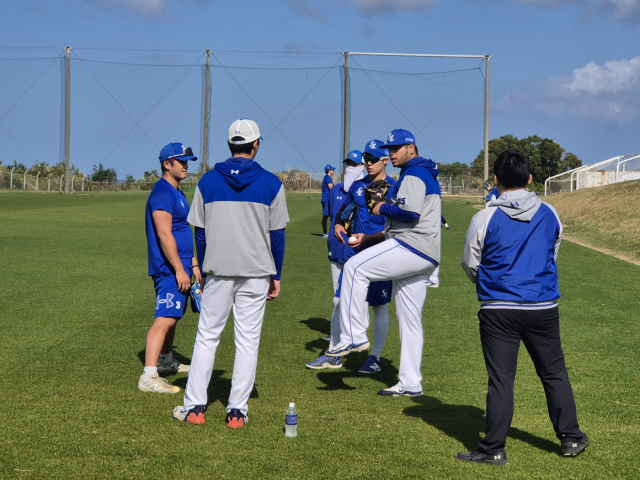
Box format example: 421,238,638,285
159,143,198,162
344,150,363,164
378,129,416,148
363,139,389,159
324,164,337,173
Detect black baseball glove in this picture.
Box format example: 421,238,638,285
364,179,390,215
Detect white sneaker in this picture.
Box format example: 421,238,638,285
138,374,180,393
157,359,190,375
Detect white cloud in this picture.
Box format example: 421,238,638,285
495,57,640,124
600,0,640,22
86,0,168,15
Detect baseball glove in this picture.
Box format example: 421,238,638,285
190,281,202,313
364,179,390,215
340,202,359,236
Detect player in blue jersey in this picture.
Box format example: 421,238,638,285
458,150,588,465
308,141,396,374
173,119,289,428
139,143,201,394
326,129,441,398
321,164,336,237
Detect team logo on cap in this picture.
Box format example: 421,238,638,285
369,141,377,149
388,133,394,142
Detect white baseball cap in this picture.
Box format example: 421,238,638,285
228,119,262,145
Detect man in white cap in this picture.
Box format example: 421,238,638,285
173,119,289,428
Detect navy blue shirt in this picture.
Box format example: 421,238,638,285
327,182,349,263
145,178,194,276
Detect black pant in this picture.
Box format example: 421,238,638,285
477,307,584,454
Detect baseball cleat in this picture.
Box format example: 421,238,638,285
227,409,248,428
325,341,370,357
306,355,342,370
321,335,331,342
456,450,508,466
358,355,381,374
561,435,589,457
157,359,190,375
138,374,180,393
377,383,422,397
173,405,206,425
322,233,329,238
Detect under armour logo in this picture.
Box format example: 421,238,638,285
388,133,394,142
337,196,343,200
382,289,388,298
511,202,519,207
156,293,175,310
236,130,241,134
369,141,376,149
356,187,363,196
231,169,240,175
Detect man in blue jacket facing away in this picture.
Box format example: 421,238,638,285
459,149,588,465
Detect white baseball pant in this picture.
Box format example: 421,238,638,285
339,239,436,391
183,275,270,415
428,265,440,286
328,261,388,358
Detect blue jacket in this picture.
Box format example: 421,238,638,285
461,190,562,306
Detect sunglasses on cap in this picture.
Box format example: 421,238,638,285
363,153,385,164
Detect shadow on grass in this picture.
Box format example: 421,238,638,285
310,233,326,237
300,317,330,336
173,369,259,410
314,355,399,391
404,396,559,454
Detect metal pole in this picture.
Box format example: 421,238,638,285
10,167,14,190
483,55,490,190
342,52,349,182
36,172,40,191
64,46,71,194
201,50,211,174
24,169,29,189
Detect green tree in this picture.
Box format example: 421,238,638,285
142,170,159,182
471,135,582,183
7,159,28,173
91,163,118,182
438,162,470,177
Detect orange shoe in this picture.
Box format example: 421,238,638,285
173,405,206,425
227,409,247,428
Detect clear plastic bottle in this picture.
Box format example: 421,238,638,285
285,402,297,437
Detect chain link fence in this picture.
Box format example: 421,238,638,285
1,169,483,195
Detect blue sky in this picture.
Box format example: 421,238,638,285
1,0,639,178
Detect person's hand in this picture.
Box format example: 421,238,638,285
334,224,347,243
267,279,280,300
176,269,191,293
372,203,383,216
348,233,365,248
192,266,202,285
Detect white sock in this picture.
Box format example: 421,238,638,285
158,352,174,365
371,305,389,359
142,366,157,381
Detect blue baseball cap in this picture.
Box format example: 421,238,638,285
363,139,389,159
324,164,337,173
344,150,363,164
159,143,198,162
378,129,416,148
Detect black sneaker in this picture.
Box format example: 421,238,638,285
456,450,508,466
561,435,589,457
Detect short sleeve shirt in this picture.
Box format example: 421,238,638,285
321,174,333,203
145,178,194,276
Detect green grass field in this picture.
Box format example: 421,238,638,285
1,191,639,479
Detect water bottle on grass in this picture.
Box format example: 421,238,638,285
285,402,297,437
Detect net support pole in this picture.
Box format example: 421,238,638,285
483,55,490,189
342,52,349,181
201,49,211,175
64,46,71,194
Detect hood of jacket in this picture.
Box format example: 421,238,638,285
214,157,264,190
490,189,541,222
400,157,439,180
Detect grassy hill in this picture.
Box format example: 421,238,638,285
545,179,640,263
